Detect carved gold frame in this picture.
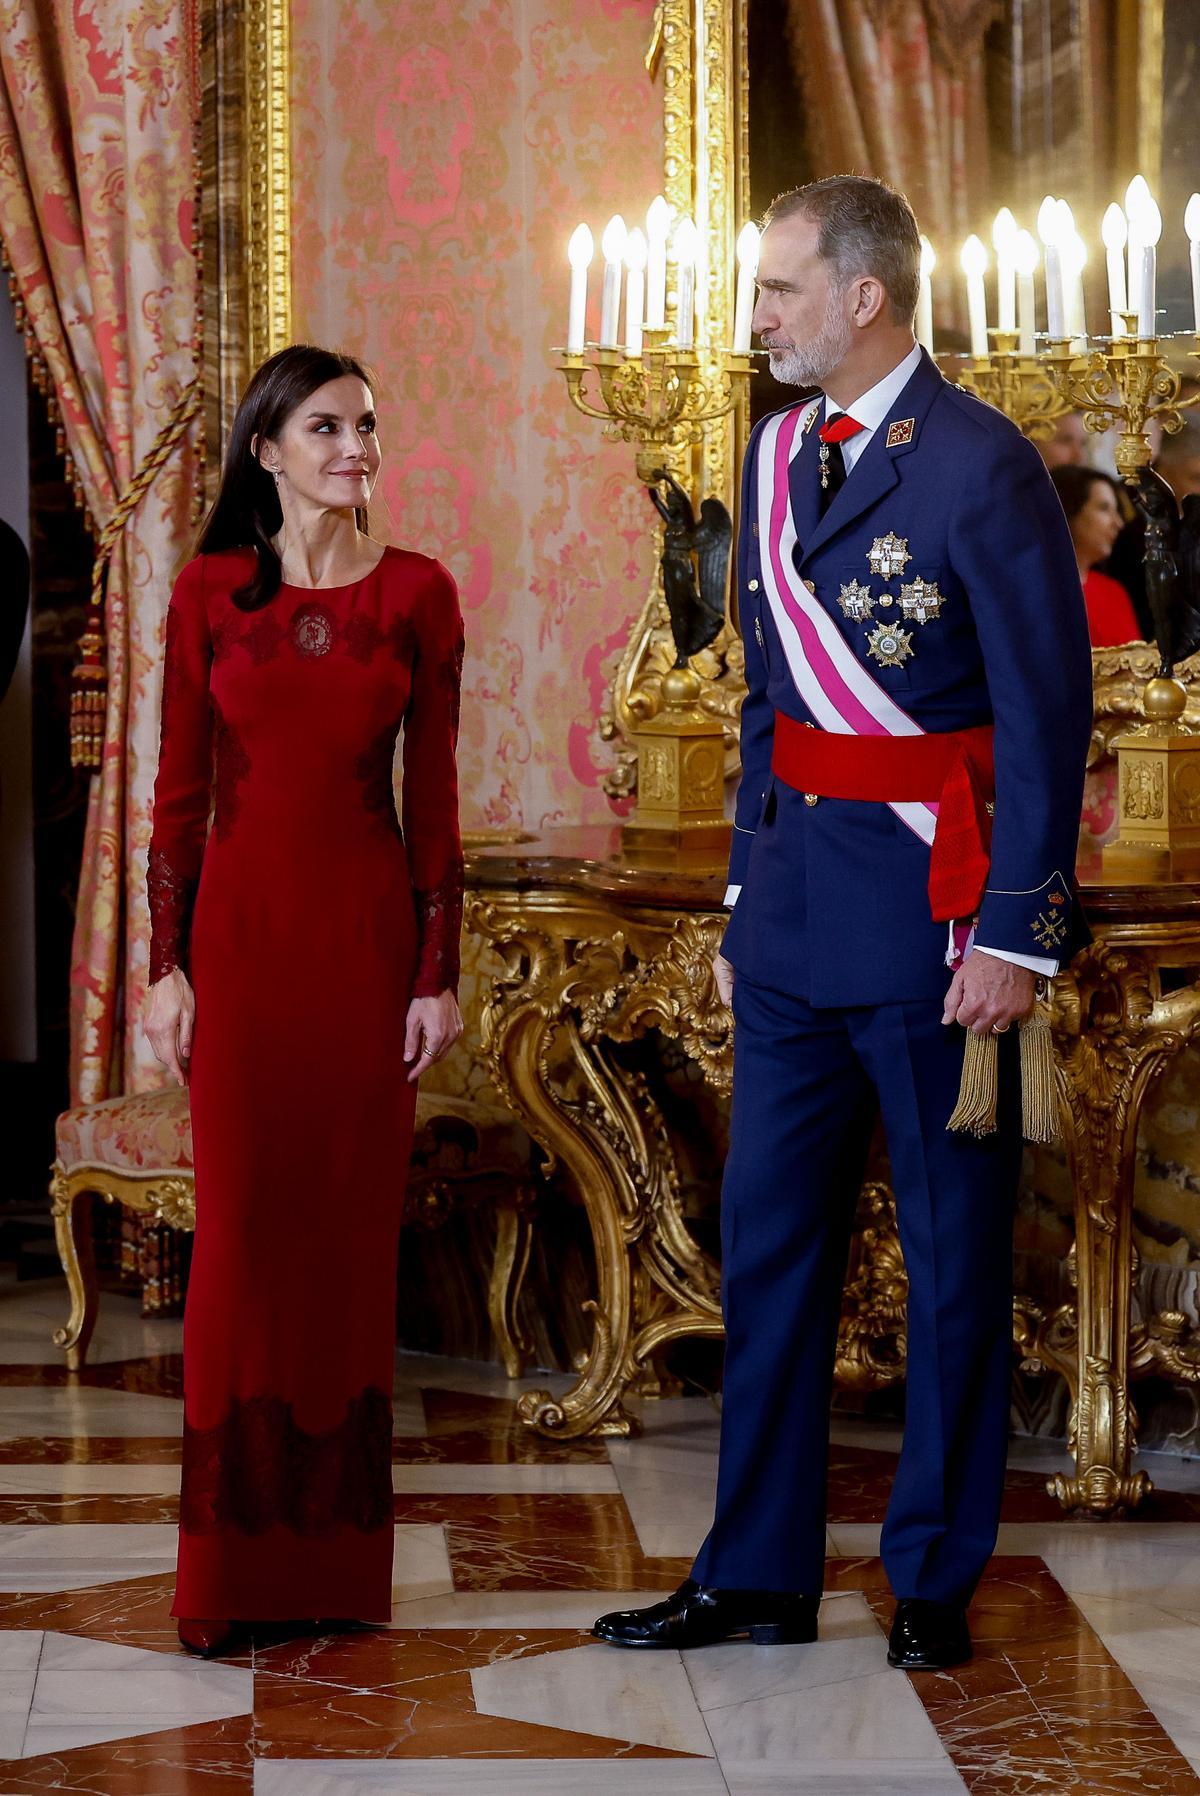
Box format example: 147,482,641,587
199,0,292,498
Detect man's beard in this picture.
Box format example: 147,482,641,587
765,291,853,386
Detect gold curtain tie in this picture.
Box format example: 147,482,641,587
71,379,202,770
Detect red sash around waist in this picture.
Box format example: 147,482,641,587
771,713,996,923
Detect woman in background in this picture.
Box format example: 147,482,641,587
144,345,464,1656
1050,464,1142,648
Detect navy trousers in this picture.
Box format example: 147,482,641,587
691,972,1021,1606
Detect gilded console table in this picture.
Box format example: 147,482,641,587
466,830,1200,1514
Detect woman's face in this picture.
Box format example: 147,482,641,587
1071,478,1122,570
260,375,381,513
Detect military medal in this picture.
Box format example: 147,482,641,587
865,621,914,667
838,580,873,621
819,441,831,490
897,576,943,624
867,534,911,580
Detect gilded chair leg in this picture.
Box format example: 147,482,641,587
49,1173,99,1372
490,1193,534,1379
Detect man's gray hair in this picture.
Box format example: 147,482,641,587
763,175,922,326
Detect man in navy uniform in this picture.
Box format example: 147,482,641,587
594,176,1092,1669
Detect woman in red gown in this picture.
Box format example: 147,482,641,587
1050,463,1143,647
144,346,464,1655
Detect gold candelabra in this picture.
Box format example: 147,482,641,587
556,327,754,862
558,327,754,483
1043,315,1200,478
955,328,1072,439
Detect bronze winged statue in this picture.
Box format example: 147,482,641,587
1131,465,1200,677
648,468,733,667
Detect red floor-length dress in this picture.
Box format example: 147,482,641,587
147,544,464,1622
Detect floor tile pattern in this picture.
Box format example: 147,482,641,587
0,1276,1198,1791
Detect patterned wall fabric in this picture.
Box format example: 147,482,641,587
288,0,663,834
0,0,202,1101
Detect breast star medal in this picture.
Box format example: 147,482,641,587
897,576,944,624
865,621,914,667
867,534,911,580
838,579,874,621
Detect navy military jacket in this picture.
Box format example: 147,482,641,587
722,348,1094,1008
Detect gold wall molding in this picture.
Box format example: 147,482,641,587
199,0,293,495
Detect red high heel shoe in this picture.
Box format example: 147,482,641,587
177,1618,236,1657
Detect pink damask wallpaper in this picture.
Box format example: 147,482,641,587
289,0,663,831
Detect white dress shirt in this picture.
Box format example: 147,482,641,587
725,342,1057,978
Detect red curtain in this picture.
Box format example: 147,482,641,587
0,0,203,1101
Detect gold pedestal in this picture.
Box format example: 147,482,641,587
1103,678,1200,879
621,666,732,863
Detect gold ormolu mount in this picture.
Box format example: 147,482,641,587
620,663,732,863
1103,675,1200,879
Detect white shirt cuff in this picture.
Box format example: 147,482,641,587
724,884,741,907
973,944,1058,977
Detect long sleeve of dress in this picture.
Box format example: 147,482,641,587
148,557,213,985
402,559,465,998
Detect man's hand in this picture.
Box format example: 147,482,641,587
713,952,734,1007
943,952,1035,1035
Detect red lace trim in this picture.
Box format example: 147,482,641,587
412,858,464,997
147,846,195,984
344,609,417,665
441,628,465,743
211,699,251,841
180,1386,394,1537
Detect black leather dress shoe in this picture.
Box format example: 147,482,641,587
592,1580,819,1649
886,1599,971,1670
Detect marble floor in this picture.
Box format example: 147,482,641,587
2,1278,1200,1791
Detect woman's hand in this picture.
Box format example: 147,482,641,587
143,967,196,1087
404,990,464,1083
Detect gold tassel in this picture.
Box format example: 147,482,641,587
947,982,1060,1143
1019,991,1059,1143
946,1027,999,1136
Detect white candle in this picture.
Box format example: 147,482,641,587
598,214,627,349
1014,229,1038,354
672,217,699,349
645,195,671,330
992,208,1017,333
1038,196,1066,338
1101,203,1128,335
960,235,988,357
1135,192,1162,336
916,235,935,352
1124,175,1151,327
1186,194,1200,332
624,227,647,358
1058,204,1087,344
733,221,760,352
566,224,593,354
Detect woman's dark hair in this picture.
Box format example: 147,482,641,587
1050,463,1122,525
196,344,376,611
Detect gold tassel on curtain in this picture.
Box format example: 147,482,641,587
70,380,202,770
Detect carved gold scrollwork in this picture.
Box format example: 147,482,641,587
1046,936,1200,1512
469,895,731,1437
